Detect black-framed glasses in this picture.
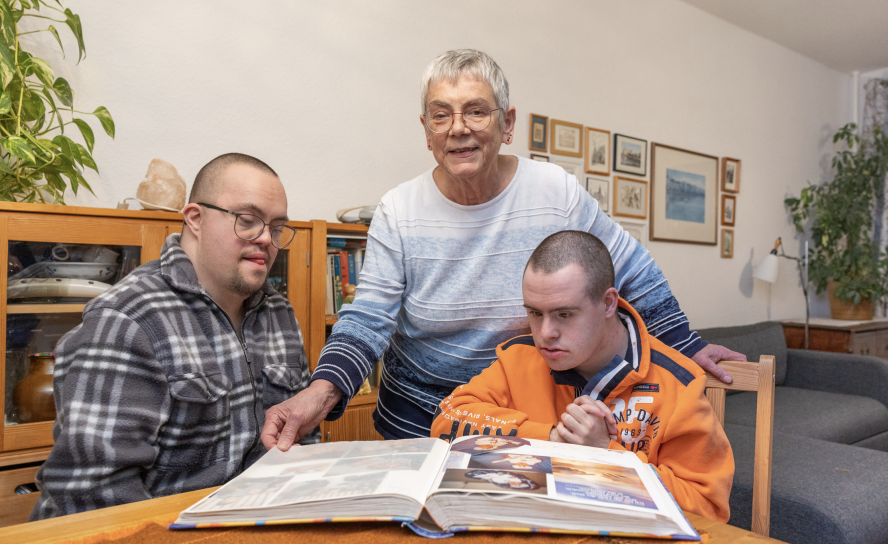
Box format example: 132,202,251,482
423,107,502,134
198,203,296,249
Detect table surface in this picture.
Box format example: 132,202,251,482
0,487,783,544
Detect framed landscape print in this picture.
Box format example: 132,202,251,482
649,143,719,245
585,127,610,175
530,153,549,162
554,160,582,179
722,157,741,193
721,229,734,258
613,176,648,219
529,114,548,152
586,176,609,213
721,194,736,226
613,134,647,176
551,119,583,158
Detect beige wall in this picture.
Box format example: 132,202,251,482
34,1,851,327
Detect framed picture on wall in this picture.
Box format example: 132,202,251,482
618,220,647,247
649,143,719,245
613,176,648,219
722,157,741,193
529,114,548,152
585,127,610,175
721,229,734,258
530,153,549,162
550,119,584,158
586,176,609,213
613,134,647,176
554,160,582,179
721,194,736,226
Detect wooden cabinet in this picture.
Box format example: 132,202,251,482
1,203,188,457
782,318,888,357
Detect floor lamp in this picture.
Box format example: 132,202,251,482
753,238,810,349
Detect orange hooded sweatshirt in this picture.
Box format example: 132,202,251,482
431,299,734,522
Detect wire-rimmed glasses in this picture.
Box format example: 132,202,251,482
423,107,502,134
198,203,296,249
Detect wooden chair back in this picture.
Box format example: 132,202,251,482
704,356,776,538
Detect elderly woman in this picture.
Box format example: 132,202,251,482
263,49,740,447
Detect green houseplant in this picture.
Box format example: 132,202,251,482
785,122,888,319
0,0,114,204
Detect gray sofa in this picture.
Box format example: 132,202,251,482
697,322,888,544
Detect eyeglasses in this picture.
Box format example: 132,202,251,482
423,107,502,134
198,203,296,249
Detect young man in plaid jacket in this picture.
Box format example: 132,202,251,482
31,153,317,520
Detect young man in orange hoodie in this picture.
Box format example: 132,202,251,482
430,231,734,522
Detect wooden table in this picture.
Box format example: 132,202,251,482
0,487,782,544
782,317,888,356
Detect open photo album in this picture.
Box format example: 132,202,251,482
171,435,700,540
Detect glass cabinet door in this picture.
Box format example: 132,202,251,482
5,241,141,430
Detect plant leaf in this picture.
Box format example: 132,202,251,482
19,88,45,122
52,77,73,107
72,118,94,153
76,172,93,195
0,159,13,175
46,25,64,57
3,136,36,164
40,86,61,134
0,3,15,47
45,172,65,192
63,9,85,63
74,142,96,172
92,106,114,138
52,134,79,164
28,57,54,88
0,90,10,115
0,47,15,89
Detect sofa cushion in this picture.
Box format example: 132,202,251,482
725,423,888,544
696,321,788,385
725,387,888,445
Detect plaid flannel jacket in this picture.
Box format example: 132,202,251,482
31,233,316,520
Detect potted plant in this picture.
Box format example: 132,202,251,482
0,0,114,204
785,123,888,320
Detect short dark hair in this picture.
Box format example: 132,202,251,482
524,230,615,301
188,153,279,204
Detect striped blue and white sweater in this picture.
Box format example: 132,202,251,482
311,157,706,439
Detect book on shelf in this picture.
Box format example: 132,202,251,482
347,253,356,286
330,254,343,313
324,255,334,315
339,250,350,288
170,435,699,540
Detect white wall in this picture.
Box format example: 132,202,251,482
27,1,850,328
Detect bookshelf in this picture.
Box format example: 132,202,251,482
309,220,382,442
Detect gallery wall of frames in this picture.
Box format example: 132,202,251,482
528,114,740,259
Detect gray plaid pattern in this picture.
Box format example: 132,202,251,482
31,234,316,520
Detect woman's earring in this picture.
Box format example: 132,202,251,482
428,145,431,149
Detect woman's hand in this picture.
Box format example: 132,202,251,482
261,380,343,451
690,343,746,384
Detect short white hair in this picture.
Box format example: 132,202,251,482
420,49,509,129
